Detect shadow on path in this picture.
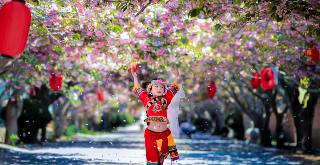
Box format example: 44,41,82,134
0,132,317,165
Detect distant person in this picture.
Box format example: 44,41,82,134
246,128,260,144
180,122,196,138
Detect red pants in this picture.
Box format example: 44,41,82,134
144,128,179,165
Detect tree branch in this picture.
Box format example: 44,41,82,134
280,76,320,93
135,0,152,17
235,78,268,100
0,60,20,76
0,58,11,72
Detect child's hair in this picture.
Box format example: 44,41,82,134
142,77,162,97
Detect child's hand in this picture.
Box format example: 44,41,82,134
174,66,180,78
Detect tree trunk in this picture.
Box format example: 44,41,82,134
259,105,272,147
275,114,285,148
277,78,318,153
52,97,71,138
74,110,79,132
41,125,46,142
5,88,25,145
291,88,318,153
210,110,224,135
0,58,11,73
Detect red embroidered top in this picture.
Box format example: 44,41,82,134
132,82,180,124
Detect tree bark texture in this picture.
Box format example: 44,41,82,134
41,125,46,142
31,84,63,107
278,78,319,153
196,99,224,135
291,88,318,153
52,97,71,139
5,88,25,145
259,103,272,147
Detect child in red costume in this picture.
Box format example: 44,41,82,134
131,67,181,165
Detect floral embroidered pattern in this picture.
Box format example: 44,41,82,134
146,97,168,111
153,103,162,113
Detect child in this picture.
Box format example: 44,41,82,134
131,67,181,165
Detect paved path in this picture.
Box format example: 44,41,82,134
0,132,316,165
116,121,144,132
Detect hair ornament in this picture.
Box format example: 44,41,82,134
146,79,168,95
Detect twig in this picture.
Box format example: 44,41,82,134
291,21,307,40
233,21,247,36
73,5,81,30
135,0,152,17
39,20,66,43
206,3,232,5
33,12,73,20
295,57,320,67
141,53,151,62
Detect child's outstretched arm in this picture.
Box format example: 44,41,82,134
131,68,139,86
173,66,180,84
130,68,149,106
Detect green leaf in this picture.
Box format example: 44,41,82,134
214,24,221,31
184,20,191,26
73,33,80,40
305,14,310,20
189,9,199,17
272,6,277,13
111,25,123,33
237,0,241,6
212,15,217,21
275,14,283,22
268,3,276,14
199,3,204,10
316,28,320,36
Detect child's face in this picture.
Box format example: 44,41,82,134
151,83,165,97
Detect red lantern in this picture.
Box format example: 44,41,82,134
97,89,104,102
207,83,216,98
250,72,261,88
306,47,319,66
128,57,139,72
49,72,63,91
0,0,31,59
261,68,275,90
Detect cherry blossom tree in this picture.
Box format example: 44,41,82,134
0,0,319,153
